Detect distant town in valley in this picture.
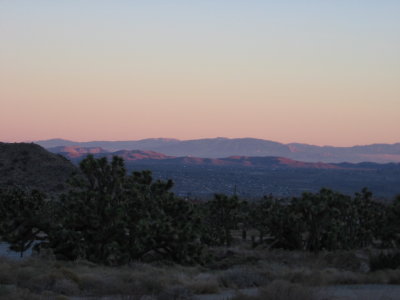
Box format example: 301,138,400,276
3,137,399,199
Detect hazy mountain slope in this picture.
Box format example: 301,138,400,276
47,147,172,164
38,138,180,151
148,137,292,158
48,146,107,158
47,146,344,169
36,138,400,163
40,145,400,198
0,143,77,193
287,143,400,163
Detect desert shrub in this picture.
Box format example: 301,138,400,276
322,251,360,270
0,285,11,297
78,272,128,295
0,287,41,300
76,265,168,297
134,276,166,295
187,280,219,294
366,269,400,284
58,267,80,285
370,251,400,271
0,262,16,285
158,285,193,300
231,280,315,300
260,280,315,300
206,247,261,270
15,265,40,285
17,270,80,296
231,294,256,300
380,269,400,284
218,267,267,288
52,278,80,295
283,269,332,286
117,264,171,295
186,273,219,294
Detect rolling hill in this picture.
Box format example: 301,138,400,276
47,146,400,199
0,142,77,194
37,137,400,163
47,146,345,169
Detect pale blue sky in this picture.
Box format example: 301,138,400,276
1,1,399,145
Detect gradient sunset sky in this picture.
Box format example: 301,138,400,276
1,1,399,146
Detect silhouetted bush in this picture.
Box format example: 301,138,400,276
370,252,400,271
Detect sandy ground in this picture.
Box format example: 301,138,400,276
314,284,400,300
193,285,400,300
67,285,400,300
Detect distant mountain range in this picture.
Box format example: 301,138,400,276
47,146,400,199
37,138,400,163
1,142,400,198
47,146,352,170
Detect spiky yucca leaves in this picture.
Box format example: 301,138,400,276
201,194,242,247
123,171,205,264
0,188,47,257
47,155,205,265
290,188,388,252
249,196,274,244
381,194,400,247
260,197,303,250
349,188,386,248
247,188,387,252
45,155,127,263
291,189,353,252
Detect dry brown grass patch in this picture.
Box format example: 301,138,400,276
186,273,219,294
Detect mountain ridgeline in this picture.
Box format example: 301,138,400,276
1,141,400,198
0,142,76,193
48,146,344,169
46,145,400,199
37,137,400,163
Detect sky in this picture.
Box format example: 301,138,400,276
1,1,399,146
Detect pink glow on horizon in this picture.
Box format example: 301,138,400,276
1,2,399,147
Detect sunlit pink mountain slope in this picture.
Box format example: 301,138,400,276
48,146,348,169
39,138,400,163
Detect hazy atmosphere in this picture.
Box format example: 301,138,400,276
1,1,399,146
2,3,400,299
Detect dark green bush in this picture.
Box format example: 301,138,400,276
370,252,400,271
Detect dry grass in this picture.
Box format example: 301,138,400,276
232,280,316,300
1,247,400,299
185,273,220,294
261,280,316,300
158,285,193,300
218,266,267,288
0,256,185,298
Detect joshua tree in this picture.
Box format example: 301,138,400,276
46,155,204,264
202,194,242,247
0,188,46,257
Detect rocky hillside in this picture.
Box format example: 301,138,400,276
0,142,77,194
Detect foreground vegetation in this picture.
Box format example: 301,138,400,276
1,155,400,298
2,247,400,299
